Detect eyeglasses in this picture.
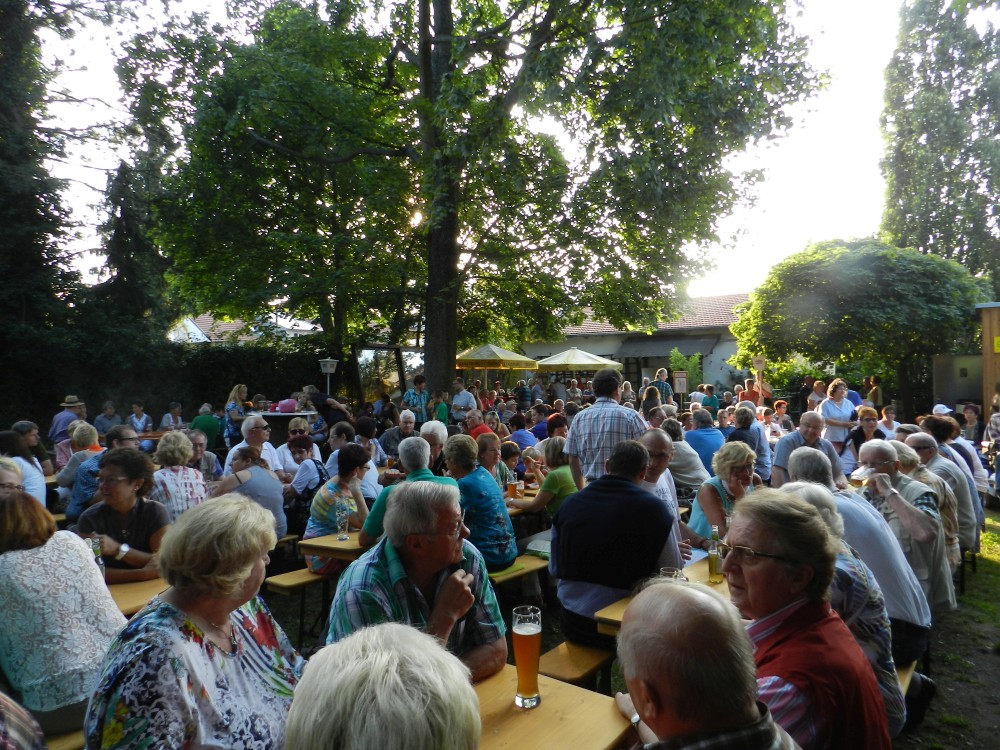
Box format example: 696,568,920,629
859,458,896,467
289,429,307,435
98,476,131,486
423,510,466,540
0,483,25,492
719,542,798,566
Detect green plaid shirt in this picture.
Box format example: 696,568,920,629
327,538,505,656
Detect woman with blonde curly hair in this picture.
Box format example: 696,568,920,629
85,495,303,749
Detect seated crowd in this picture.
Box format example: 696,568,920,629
0,370,994,749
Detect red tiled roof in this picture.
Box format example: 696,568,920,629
191,314,258,342
561,294,748,336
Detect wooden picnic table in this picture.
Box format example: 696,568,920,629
296,531,367,563
475,664,629,750
108,577,170,617
594,555,730,636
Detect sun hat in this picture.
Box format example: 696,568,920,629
61,395,85,407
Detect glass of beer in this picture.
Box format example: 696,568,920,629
515,481,525,499
849,466,874,488
507,481,519,499
512,605,542,709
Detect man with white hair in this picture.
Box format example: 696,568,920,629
378,409,416,458
786,446,933,670
327,482,507,682
614,581,799,749
222,415,283,477
859,440,956,614
359,436,458,546
286,623,480,750
905,432,978,553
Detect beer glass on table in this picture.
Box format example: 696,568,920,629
512,605,542,709
336,507,350,541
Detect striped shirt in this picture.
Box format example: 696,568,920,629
327,538,505,656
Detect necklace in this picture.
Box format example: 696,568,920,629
207,617,238,653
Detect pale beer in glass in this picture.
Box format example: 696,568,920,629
512,605,542,708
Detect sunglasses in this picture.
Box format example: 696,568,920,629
289,429,307,435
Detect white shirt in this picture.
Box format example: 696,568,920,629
273,442,321,473
224,440,281,476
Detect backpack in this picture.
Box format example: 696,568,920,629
284,459,330,537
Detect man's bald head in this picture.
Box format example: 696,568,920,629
618,582,758,734
640,428,674,482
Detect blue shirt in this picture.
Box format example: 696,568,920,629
683,427,726,475
457,467,517,569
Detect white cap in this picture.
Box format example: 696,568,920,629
931,404,953,415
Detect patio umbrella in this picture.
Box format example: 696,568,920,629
535,347,623,371
455,344,538,371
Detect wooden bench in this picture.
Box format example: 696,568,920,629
47,730,85,750
488,555,549,586
539,641,615,694
265,567,329,648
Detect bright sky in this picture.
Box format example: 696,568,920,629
45,0,905,295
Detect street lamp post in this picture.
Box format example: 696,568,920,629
319,358,339,395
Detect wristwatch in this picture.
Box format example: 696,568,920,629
630,712,641,729
116,543,131,561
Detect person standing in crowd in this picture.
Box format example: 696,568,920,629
652,369,675,405
48,396,85,445
401,374,429,427
565,367,647,489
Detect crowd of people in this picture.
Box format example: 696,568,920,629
0,369,996,749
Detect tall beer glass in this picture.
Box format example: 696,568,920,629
512,605,542,708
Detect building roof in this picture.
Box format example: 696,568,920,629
560,293,748,336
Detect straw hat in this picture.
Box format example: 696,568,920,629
61,395,85,407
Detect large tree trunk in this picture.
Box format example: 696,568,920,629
418,0,459,395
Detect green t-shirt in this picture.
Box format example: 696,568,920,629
361,469,459,539
539,464,577,518
189,414,221,450
434,401,449,423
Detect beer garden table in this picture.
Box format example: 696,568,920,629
594,555,730,637
475,664,629,749
296,531,367,563
108,577,169,617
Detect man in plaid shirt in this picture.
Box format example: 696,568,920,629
565,367,648,488
326,482,507,682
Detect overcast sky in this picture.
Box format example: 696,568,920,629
44,0,905,297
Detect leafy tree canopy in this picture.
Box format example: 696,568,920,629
730,239,985,409
121,0,819,390
881,0,1000,297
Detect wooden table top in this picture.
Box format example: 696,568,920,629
108,577,170,616
296,531,367,562
475,664,629,750
594,556,730,636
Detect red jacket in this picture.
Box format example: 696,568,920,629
754,600,891,750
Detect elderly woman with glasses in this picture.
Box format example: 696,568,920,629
75,448,170,583
85,495,303,749
273,417,321,475
0,484,125,734
687,441,759,540
721,491,891,749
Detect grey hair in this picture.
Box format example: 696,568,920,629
398,409,416,422
894,424,922,437
778,482,845,538
198,403,212,415
397,437,430,472
419,420,448,445
443,434,478,473
384,482,461,548
893,439,923,470
286,623,480,750
860,438,897,463
733,406,755,429
691,409,714,428
617,581,757,726
733,490,837,602
241,415,267,439
787,446,834,486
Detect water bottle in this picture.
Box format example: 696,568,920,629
91,537,106,581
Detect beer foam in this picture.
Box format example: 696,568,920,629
513,623,542,636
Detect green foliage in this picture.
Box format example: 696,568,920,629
730,239,983,412
116,0,819,394
881,0,1000,297
668,348,703,387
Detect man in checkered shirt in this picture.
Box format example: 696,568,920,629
565,367,648,489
